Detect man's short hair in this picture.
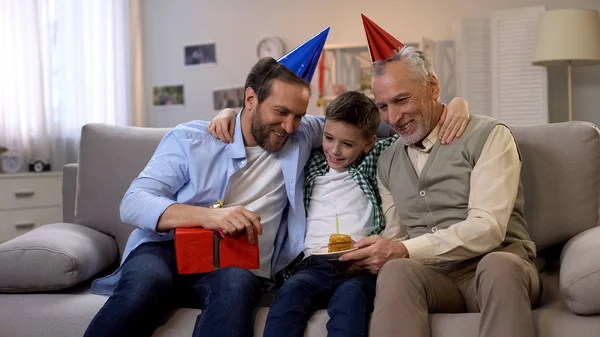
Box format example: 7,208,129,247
244,57,311,104
371,46,436,86
325,91,380,139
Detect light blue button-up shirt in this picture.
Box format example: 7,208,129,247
91,112,324,295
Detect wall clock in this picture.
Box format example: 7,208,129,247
257,36,285,60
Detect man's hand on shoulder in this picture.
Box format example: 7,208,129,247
339,236,409,274
207,108,237,143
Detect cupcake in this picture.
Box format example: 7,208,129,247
328,233,352,252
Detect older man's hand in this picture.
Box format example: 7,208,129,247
339,236,409,274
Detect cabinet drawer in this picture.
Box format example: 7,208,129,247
0,207,63,243
0,175,62,210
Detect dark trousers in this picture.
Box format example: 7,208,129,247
84,240,262,337
263,256,377,337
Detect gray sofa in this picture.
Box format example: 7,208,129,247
1,121,599,337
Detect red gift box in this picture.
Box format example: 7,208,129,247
174,227,259,275
174,228,214,274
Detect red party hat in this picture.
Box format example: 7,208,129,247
361,14,404,63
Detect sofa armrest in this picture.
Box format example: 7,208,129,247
62,163,78,223
0,223,118,293
560,226,600,315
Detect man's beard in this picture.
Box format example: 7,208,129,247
395,118,430,146
251,105,288,153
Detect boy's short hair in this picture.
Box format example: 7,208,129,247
325,91,380,138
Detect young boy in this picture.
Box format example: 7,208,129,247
208,93,468,337
262,91,391,337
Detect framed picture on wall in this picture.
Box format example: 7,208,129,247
153,85,185,107
184,43,217,66
213,87,244,110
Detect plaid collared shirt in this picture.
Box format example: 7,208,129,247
303,135,398,236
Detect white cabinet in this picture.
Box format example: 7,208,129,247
0,172,62,243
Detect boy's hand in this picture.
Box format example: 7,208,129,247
207,108,237,143
438,97,470,145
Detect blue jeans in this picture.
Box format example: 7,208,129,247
84,241,262,337
263,256,377,337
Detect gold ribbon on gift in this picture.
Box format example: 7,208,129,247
210,199,227,234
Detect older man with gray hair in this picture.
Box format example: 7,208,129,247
339,16,542,337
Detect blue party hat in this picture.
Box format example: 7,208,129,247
277,27,330,83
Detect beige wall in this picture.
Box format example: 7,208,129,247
142,0,600,127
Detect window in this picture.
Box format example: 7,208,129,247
0,0,132,169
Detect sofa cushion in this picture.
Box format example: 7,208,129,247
560,226,600,315
0,223,118,293
75,124,170,257
512,122,600,251
1,270,599,337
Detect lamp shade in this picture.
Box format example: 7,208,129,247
533,9,600,66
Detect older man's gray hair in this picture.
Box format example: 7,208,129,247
371,46,436,86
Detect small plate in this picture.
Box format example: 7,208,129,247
311,246,357,261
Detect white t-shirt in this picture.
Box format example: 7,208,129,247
223,146,287,278
303,168,374,256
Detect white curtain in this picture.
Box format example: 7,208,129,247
0,0,50,166
0,0,134,170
